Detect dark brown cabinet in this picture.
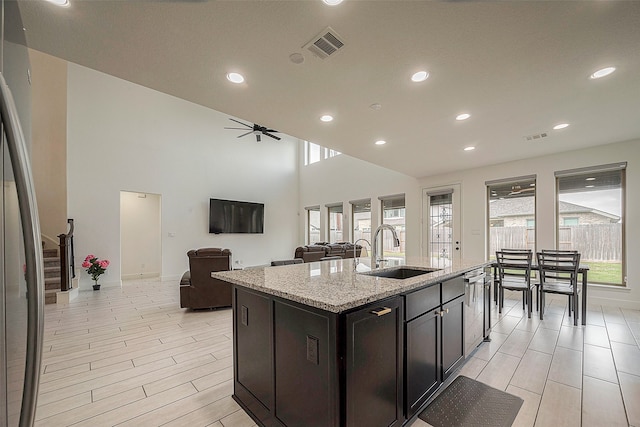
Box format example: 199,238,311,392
403,276,466,419
233,286,402,427
441,295,465,381
231,272,469,427
405,307,440,418
233,287,277,425
345,297,403,427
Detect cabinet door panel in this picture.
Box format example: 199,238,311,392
346,297,402,427
274,301,335,427
405,309,440,418
441,295,465,381
235,288,272,409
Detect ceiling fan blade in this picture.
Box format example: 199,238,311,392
256,134,262,142
228,118,252,128
264,129,279,133
263,132,281,141
237,131,253,138
225,127,252,130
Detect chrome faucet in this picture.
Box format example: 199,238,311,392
353,238,371,269
371,224,400,268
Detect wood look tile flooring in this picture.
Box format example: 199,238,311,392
36,279,254,427
37,280,640,426
415,290,640,427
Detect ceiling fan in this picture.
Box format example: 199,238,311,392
224,118,281,142
508,184,536,196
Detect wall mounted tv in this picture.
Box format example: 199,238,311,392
209,198,264,234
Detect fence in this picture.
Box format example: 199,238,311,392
491,224,622,261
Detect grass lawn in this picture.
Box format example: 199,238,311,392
583,261,623,285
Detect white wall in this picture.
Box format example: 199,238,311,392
418,139,640,309
120,191,161,279
299,151,421,258
67,64,300,289
30,49,67,247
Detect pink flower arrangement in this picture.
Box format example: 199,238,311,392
83,254,110,284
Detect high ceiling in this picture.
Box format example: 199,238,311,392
14,0,640,178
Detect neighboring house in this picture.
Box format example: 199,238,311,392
489,197,620,227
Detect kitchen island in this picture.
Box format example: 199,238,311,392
213,258,490,427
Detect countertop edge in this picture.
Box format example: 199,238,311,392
214,261,490,314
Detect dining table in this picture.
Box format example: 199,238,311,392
492,263,590,326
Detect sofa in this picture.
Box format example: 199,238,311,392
294,242,363,263
180,248,232,309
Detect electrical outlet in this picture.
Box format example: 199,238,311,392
241,305,249,326
306,336,319,365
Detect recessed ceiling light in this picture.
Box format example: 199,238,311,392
590,67,616,79
585,185,595,188
289,53,305,64
375,140,387,145
463,146,475,151
370,103,382,110
46,0,70,6
456,113,471,121
553,123,570,130
411,71,429,82
585,177,596,181
320,115,334,122
226,72,245,84
323,0,343,5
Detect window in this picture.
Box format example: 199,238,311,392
303,141,341,165
351,199,371,245
556,163,626,286
562,217,579,226
427,192,453,267
327,204,343,243
304,141,322,165
325,148,341,159
306,206,321,244
380,194,406,263
486,176,537,259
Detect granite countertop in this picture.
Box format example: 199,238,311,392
212,257,490,313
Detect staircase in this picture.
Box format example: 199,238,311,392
43,248,61,304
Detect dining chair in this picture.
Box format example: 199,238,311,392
536,250,581,326
495,249,534,318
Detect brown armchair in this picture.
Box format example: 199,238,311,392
180,248,232,309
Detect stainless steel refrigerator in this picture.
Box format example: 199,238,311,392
1,0,45,426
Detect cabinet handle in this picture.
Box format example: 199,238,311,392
445,308,449,314
371,307,392,317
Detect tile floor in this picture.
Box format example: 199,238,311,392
35,279,640,426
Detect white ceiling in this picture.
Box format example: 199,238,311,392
15,0,640,178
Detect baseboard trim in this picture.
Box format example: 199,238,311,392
56,287,79,305
121,272,161,280
589,296,640,310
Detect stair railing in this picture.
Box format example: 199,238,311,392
58,218,75,292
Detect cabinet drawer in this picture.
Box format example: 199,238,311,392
405,284,440,321
442,276,465,304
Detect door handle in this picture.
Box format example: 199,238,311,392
371,307,392,317
1,73,45,427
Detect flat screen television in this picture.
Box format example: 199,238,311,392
209,198,264,234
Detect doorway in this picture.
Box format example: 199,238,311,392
120,191,161,280
422,184,461,268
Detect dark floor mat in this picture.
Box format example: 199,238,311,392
418,375,524,427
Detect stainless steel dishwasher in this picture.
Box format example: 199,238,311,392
463,268,488,357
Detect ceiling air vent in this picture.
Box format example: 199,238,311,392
303,27,345,59
523,132,549,142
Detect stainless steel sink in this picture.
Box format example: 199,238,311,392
360,267,441,279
